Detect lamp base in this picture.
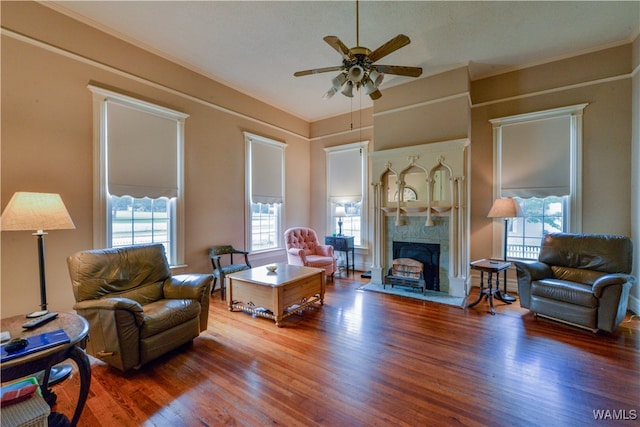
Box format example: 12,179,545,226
37,364,73,387
26,310,49,318
501,292,517,302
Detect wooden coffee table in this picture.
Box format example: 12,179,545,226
226,263,325,326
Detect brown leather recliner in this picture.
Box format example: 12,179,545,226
514,233,635,333
67,244,212,371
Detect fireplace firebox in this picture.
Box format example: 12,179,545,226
386,241,440,292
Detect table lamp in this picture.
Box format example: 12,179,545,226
1,192,76,317
1,192,76,385
487,197,523,302
335,205,347,236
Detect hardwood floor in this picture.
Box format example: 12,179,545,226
51,274,639,426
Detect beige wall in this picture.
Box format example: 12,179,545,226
372,66,470,151
309,109,373,270
470,44,634,268
311,46,637,300
1,2,310,317
2,2,638,317
631,34,640,311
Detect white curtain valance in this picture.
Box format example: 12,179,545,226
500,115,571,198
249,137,286,204
106,100,180,199
327,147,363,204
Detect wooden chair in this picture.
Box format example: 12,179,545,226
209,245,251,299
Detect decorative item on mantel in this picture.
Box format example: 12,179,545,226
426,156,454,227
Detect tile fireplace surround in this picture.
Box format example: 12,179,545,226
369,139,470,297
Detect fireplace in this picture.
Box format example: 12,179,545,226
369,139,470,298
390,241,440,291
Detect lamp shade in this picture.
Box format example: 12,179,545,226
347,65,364,83
335,206,347,217
1,192,75,232
323,86,339,100
368,69,384,87
341,82,354,98
364,78,377,95
487,198,523,219
331,73,348,90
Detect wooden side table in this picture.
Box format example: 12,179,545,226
325,235,355,275
1,312,91,426
467,259,512,315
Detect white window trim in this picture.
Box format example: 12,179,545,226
88,84,187,265
324,141,369,248
244,132,287,253
490,103,587,259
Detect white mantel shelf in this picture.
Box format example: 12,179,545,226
369,139,470,297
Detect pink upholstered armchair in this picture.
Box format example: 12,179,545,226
284,227,336,279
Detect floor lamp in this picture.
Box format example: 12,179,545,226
1,191,76,385
487,197,523,302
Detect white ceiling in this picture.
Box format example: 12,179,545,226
48,1,640,122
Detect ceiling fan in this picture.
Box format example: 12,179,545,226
293,0,423,100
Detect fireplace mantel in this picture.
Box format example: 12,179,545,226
369,139,470,297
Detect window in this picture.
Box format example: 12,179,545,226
90,85,187,265
325,141,369,246
508,196,567,259
491,104,586,259
109,195,173,248
245,133,287,252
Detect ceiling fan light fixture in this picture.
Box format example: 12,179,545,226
363,77,377,95
323,86,339,100
332,72,348,90
347,65,364,83
368,69,384,87
341,81,354,98
293,1,421,101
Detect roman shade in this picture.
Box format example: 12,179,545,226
248,135,286,204
499,115,571,198
327,146,363,203
106,100,182,199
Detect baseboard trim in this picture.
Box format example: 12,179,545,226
628,294,639,315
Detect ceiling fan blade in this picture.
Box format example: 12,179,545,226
375,65,423,78
368,34,411,63
369,89,382,100
294,66,344,77
323,36,352,60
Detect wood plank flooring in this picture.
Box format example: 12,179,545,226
49,274,639,426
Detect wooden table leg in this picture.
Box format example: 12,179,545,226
67,345,91,427
466,271,486,309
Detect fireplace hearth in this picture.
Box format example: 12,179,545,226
389,241,440,291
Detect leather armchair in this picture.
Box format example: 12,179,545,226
284,227,336,278
67,244,212,371
514,233,635,333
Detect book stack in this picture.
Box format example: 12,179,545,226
0,377,50,427
0,329,70,362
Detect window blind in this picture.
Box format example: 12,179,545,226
500,115,571,198
249,137,286,204
106,100,180,198
327,147,362,203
